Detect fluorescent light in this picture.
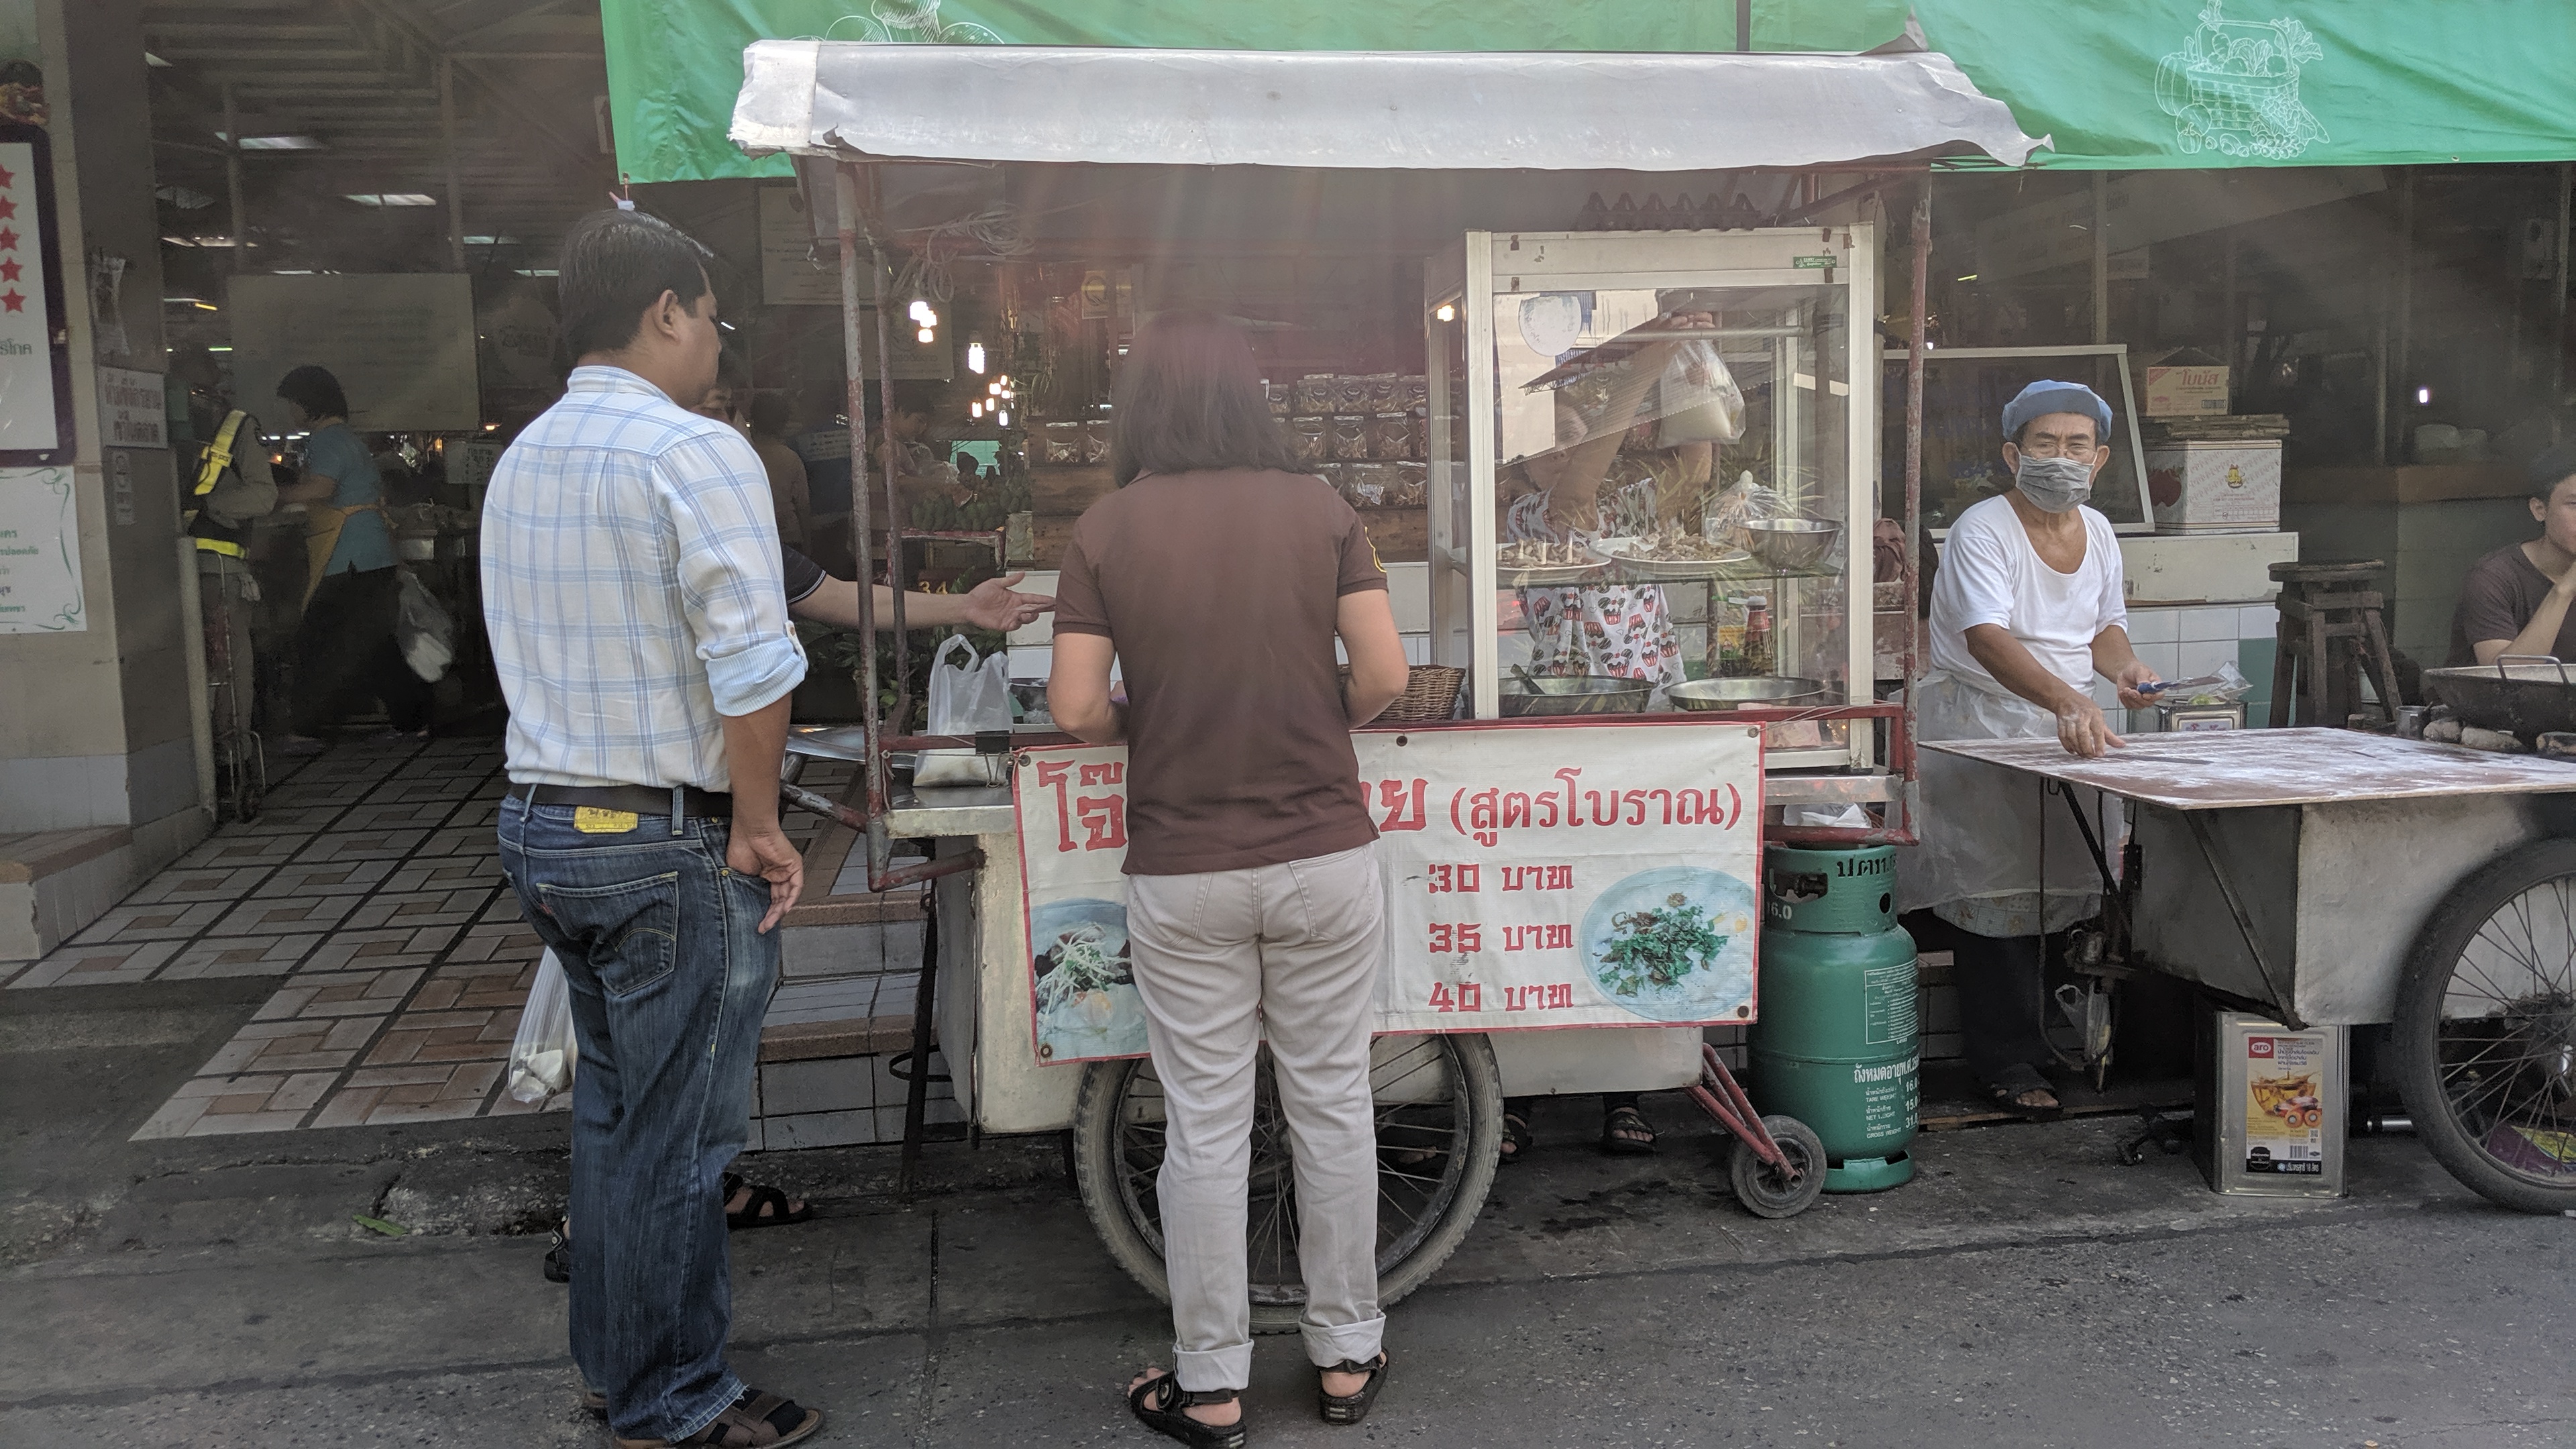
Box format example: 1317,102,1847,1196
162,235,195,247
226,133,325,151
515,268,559,276
462,235,517,246
272,269,316,274
345,193,438,207
206,345,233,353
1955,274,1980,282
145,52,171,68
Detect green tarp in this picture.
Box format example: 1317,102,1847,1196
602,0,2576,183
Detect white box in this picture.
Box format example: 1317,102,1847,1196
2147,441,2282,534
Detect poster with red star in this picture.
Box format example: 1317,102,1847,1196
0,130,70,464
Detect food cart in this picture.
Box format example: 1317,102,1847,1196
731,36,2049,1319
1925,727,2576,1214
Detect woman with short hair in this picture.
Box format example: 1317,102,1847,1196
274,364,431,751
1048,312,1410,1447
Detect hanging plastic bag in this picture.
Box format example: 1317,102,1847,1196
1654,341,1746,447
394,567,455,683
916,633,1014,787
504,949,577,1105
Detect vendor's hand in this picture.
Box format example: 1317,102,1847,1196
726,819,805,933
2112,659,2162,712
961,571,1056,633
2054,696,2128,759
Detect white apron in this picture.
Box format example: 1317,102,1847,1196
1898,672,2118,938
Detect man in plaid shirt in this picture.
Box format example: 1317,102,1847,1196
482,209,820,1449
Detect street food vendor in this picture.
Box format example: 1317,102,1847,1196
1899,380,2159,1115
2447,441,2576,665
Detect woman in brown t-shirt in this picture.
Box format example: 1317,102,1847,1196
1051,313,1409,1444
2448,443,2576,666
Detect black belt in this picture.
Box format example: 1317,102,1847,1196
508,782,734,819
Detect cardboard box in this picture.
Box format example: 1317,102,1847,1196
2148,440,2281,534
2144,364,2232,417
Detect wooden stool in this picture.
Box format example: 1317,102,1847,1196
2267,559,2404,728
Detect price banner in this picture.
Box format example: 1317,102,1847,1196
1014,721,1765,1065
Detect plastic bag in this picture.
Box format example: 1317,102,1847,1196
916,634,1013,787
1655,341,1746,447
2156,661,2254,706
504,949,577,1105
394,567,455,682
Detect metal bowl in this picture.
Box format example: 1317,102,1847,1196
1742,519,1843,572
1497,675,1654,717
1665,676,1829,712
1587,535,1754,580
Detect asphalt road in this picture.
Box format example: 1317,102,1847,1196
4,981,2571,1448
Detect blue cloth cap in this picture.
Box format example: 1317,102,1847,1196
2002,380,2113,442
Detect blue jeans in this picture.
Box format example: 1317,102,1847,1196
496,795,780,1442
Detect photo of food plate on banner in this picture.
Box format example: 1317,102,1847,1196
1016,722,1764,1064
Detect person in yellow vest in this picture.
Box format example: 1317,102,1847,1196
272,365,431,754
183,391,280,746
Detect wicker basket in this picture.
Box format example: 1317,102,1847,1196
1344,663,1466,722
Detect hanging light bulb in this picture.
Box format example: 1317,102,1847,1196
988,380,1002,396
907,298,932,325
966,338,986,374
971,399,983,418
996,409,1010,427
1435,303,1456,322
917,325,934,344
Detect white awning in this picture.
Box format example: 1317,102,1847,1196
731,40,2045,172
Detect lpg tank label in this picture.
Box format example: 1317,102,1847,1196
1862,961,1919,1046
1852,1054,1921,1138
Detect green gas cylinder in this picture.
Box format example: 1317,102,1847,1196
1749,844,1921,1192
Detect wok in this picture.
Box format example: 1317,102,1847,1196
2420,655,2576,737
1498,675,1654,717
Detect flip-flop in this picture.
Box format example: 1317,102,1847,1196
722,1171,814,1230
1499,1112,1533,1165
1600,1104,1658,1156
1985,1069,2063,1120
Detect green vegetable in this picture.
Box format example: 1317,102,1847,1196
1034,922,1132,1008
1595,892,1728,998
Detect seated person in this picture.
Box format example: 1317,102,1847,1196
2449,442,2576,665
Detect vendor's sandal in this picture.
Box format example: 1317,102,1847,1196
1318,1354,1389,1426
580,1389,606,1417
1599,1104,1658,1157
614,1388,821,1448
722,1172,813,1230
1985,1068,2062,1120
1126,1369,1246,1449
1499,1112,1533,1165
542,1219,570,1283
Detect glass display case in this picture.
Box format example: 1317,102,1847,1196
1425,229,1879,770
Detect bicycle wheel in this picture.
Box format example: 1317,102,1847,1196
1073,1032,1501,1334
2394,840,2576,1214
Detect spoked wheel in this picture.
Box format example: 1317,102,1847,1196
1072,1032,1501,1333
1727,1114,1827,1220
2394,841,2576,1214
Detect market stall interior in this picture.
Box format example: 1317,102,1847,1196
723,35,2065,1314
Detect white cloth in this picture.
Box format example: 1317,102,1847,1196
1126,843,1387,1390
1901,494,2127,933
481,367,806,792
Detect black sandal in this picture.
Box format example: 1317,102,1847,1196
1126,1371,1246,1449
1600,1104,1658,1157
1318,1354,1389,1426
1499,1112,1533,1165
1985,1066,2063,1120
722,1172,814,1230
543,1220,570,1283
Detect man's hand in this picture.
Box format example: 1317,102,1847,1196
727,820,804,933
2112,657,2163,711
961,572,1056,633
2053,695,2128,759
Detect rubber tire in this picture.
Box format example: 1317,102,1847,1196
1071,1032,1503,1336
1727,1114,1829,1219
2394,839,2576,1215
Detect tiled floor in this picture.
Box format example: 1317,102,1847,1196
5,735,865,1140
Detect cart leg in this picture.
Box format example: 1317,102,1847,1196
898,899,940,1200
1690,1042,1794,1174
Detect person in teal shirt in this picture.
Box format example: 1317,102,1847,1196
273,365,430,753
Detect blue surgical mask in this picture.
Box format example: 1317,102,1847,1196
2015,454,2094,513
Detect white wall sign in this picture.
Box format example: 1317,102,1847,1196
759,185,839,307
0,466,84,631
0,140,60,457
1016,722,1764,1064
97,365,166,449
227,273,481,433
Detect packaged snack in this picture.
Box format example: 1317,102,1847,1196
1266,381,1293,417
1296,374,1338,415
1332,415,1372,460
1291,415,1330,462
1363,372,1401,411
1405,411,1428,460
1038,421,1084,466
1342,462,1391,508
1401,375,1430,411
1332,374,1370,413
1393,461,1428,507
1081,418,1110,464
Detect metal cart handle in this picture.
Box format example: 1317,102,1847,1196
2494,653,2571,683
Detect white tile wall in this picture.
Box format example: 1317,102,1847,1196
2177,606,2243,643
2124,608,2178,645
2178,639,2241,679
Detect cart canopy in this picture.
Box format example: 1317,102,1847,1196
728,40,2045,173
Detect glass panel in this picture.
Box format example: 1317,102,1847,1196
1489,285,1851,736
1878,348,2148,532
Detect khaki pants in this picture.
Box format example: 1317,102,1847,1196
1126,841,1387,1391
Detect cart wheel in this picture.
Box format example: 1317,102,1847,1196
1071,1032,1502,1335
2394,839,2576,1214
1727,1114,1827,1220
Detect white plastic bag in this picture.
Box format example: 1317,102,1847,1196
916,634,1014,786
394,567,455,683
1654,341,1746,447
504,950,577,1105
